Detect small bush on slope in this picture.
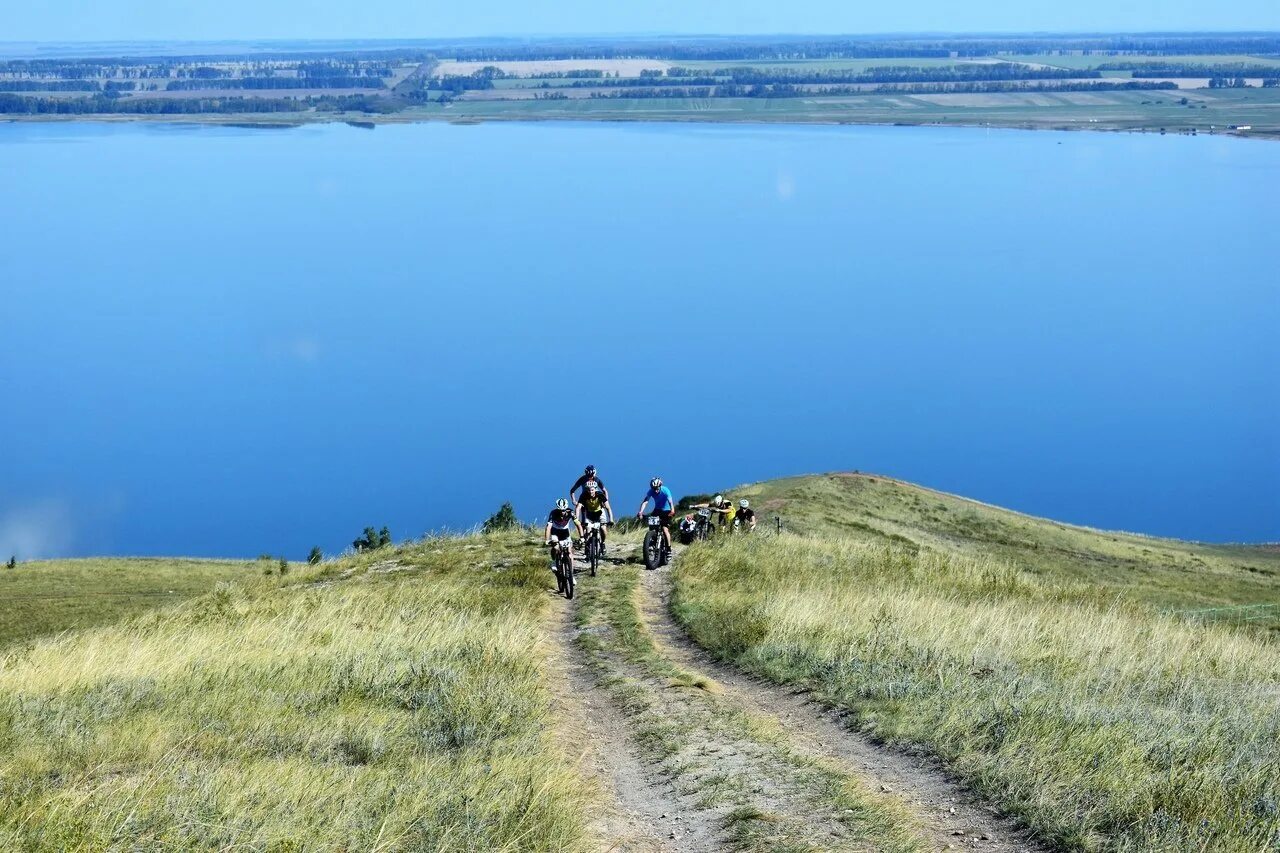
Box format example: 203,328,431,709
673,535,1280,851
483,502,522,533
0,533,588,852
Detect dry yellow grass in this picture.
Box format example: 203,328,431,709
0,534,590,851
674,534,1280,850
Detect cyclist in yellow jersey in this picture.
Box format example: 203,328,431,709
703,494,735,530
577,480,614,546
690,494,736,533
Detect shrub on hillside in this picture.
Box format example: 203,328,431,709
278,557,289,575
677,493,714,511
482,502,520,533
5,556,14,569
307,547,323,565
352,526,392,552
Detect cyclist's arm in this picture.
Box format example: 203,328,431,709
543,521,553,545
604,499,615,523
637,494,652,517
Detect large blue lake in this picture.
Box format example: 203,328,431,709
1,120,1276,558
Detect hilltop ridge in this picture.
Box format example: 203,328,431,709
724,472,1280,629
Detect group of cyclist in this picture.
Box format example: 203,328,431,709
685,493,756,538
543,465,754,579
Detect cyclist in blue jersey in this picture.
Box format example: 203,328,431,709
636,477,676,555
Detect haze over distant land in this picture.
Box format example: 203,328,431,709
5,0,1280,42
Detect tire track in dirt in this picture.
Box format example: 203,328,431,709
542,546,720,852
639,559,1050,853
569,544,926,852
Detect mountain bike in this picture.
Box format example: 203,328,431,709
643,514,670,571
551,539,575,599
694,509,713,541
583,521,608,577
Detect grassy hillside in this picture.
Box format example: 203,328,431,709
726,473,1280,631
673,474,1280,850
0,557,265,647
0,533,590,851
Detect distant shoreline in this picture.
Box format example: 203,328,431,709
4,110,1274,141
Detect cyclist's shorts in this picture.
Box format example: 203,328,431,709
581,508,605,523
652,510,674,528
549,526,572,541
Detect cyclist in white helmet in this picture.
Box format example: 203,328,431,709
545,498,581,557
710,494,736,531
736,499,757,532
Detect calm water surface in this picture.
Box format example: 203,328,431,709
1,120,1276,557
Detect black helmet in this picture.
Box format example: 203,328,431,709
650,477,663,489
585,464,597,476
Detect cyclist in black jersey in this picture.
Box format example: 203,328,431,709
570,465,609,508
545,499,581,548
544,498,580,593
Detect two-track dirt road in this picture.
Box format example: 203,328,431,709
543,543,1049,851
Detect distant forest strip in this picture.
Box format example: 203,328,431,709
0,57,414,76
1096,62,1280,76
432,63,1109,94
553,67,1103,87
580,80,1180,99
6,35,1280,77
0,93,397,114
164,77,387,90
0,80,101,91
443,35,1280,62
0,60,396,81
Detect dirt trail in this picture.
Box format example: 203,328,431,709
548,540,1049,851
638,561,1048,853
542,547,720,852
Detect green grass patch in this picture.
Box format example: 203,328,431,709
674,533,1280,851
0,557,264,646
0,533,590,851
724,473,1280,632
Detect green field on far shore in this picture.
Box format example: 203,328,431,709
0,557,265,646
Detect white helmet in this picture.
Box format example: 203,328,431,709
555,498,570,510
739,499,749,509
713,494,723,504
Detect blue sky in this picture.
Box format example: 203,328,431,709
5,0,1278,42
